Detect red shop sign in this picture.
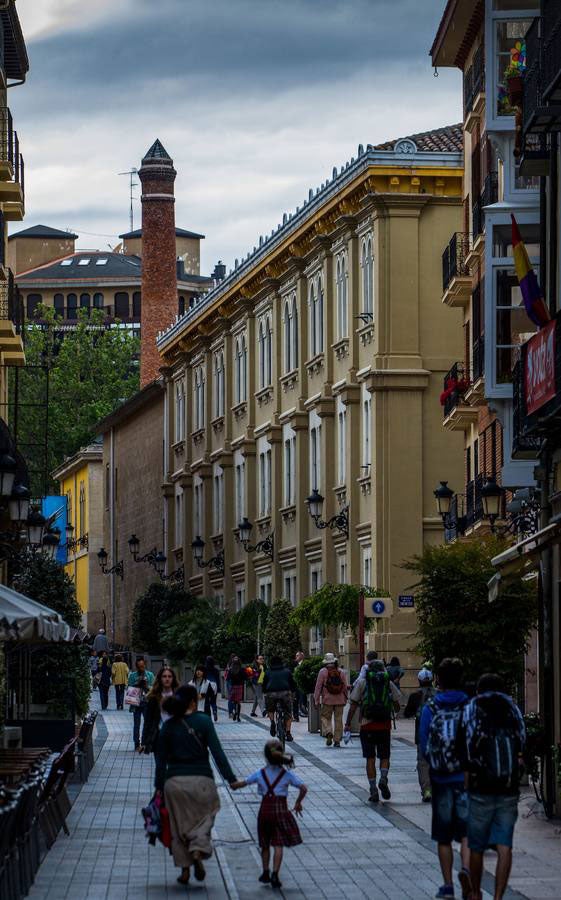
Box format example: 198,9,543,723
525,319,556,416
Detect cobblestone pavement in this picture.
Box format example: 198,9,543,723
27,696,561,900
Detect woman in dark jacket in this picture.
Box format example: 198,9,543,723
141,666,179,754
97,652,112,710
204,656,221,721
226,656,246,722
156,685,237,886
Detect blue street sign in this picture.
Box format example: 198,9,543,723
371,599,386,616
398,595,415,609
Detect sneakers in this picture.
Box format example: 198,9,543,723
435,886,454,899
368,786,380,803
271,872,282,890
422,788,432,803
270,721,276,737
333,741,341,748
378,778,391,800
192,856,206,882
285,732,294,742
258,871,270,884
458,867,472,900
250,711,258,717
325,732,333,747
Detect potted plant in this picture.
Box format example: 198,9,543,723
293,655,324,733
504,40,526,108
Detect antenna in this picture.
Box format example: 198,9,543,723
118,168,138,233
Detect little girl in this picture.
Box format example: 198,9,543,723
231,740,307,889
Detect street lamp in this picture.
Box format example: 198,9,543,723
65,522,75,545
0,452,17,498
481,476,503,528
306,489,349,539
42,527,60,561
237,517,274,560
9,483,30,525
191,535,225,574
97,546,124,580
154,551,167,576
26,508,46,547
434,481,454,520
128,533,140,557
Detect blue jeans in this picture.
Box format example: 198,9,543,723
468,792,519,852
132,702,146,747
431,781,468,844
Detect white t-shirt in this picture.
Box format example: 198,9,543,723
245,765,304,796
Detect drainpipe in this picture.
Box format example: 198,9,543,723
110,425,116,646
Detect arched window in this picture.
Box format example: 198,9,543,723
266,317,272,386
284,296,298,373
80,293,90,315
214,351,224,417
361,237,373,316
309,282,316,356
26,293,42,319
194,367,205,430
175,380,185,443
336,256,348,339
235,335,248,403
54,293,64,317
114,291,129,319
132,291,141,318
93,292,104,310
67,293,77,320
258,320,266,389
317,276,324,352
310,276,324,356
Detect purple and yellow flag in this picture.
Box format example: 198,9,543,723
511,213,550,328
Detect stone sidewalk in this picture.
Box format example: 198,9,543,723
27,697,561,899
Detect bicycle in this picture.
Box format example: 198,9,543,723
274,699,287,750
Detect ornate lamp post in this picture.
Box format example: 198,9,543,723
96,547,124,580
306,489,349,539
191,535,225,575
237,517,274,560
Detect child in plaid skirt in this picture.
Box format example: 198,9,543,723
231,740,307,889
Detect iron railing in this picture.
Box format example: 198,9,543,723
512,358,542,458
444,493,467,544
0,270,23,334
442,362,469,418
465,474,485,527
543,0,561,101
523,16,543,135
442,232,470,292
464,45,485,115
472,195,483,242
481,170,499,207
472,334,485,381
0,107,24,202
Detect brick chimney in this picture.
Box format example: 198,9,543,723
139,139,177,387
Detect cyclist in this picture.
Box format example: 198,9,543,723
263,656,297,743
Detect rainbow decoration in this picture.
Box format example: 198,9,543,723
511,214,550,328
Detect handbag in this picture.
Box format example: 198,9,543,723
125,686,142,707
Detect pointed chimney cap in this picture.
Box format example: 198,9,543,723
143,139,172,162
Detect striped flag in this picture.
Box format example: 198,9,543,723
511,213,550,328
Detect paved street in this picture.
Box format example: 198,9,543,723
28,698,561,900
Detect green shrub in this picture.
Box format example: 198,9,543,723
293,656,324,695
263,598,300,666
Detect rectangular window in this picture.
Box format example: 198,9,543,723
79,482,86,537
339,556,347,585
194,483,203,537
337,409,346,486
259,449,272,516
362,548,372,587
310,425,321,491
175,492,183,546
213,471,224,533
259,578,272,606
283,572,297,606
284,436,295,506
104,464,110,510
495,18,534,117
235,462,245,524
235,585,245,612
363,396,371,468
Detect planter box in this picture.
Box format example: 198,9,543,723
308,696,320,733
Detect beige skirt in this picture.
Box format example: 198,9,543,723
164,775,220,868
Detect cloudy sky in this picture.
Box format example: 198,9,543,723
12,0,461,274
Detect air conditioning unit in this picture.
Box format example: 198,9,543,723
0,726,22,749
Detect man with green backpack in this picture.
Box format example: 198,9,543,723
345,659,400,802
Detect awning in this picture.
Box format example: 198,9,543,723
488,522,561,601
0,583,71,643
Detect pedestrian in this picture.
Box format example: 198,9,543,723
231,740,307,890
224,654,235,718
403,667,435,802
141,666,179,754
263,656,297,742
127,656,155,750
89,649,99,691
345,658,400,802
386,656,405,690
111,653,129,710
359,649,378,679
313,652,348,748
155,684,237,886
92,628,109,653
250,654,266,717
204,656,220,722
462,673,526,900
419,657,471,900
226,656,246,722
293,651,308,717
97,651,112,710
189,665,211,712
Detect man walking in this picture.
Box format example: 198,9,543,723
313,653,348,747
462,673,525,900
127,656,155,750
404,667,435,802
345,658,400,801
293,650,308,719
419,658,470,900
250,654,266,717
263,655,297,742
92,628,109,653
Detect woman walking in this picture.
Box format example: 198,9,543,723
141,667,178,754
111,653,129,710
97,651,112,710
204,656,220,722
226,656,246,722
155,685,237,886
189,665,211,713
250,654,266,717
313,652,348,747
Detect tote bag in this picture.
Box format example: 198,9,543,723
125,686,142,707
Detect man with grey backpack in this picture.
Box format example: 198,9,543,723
461,673,525,900
419,658,471,900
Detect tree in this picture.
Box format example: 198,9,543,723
16,307,140,495
131,582,195,654
227,597,269,642
403,538,538,689
263,598,300,665
11,553,91,717
290,583,388,636
210,624,256,667
160,597,227,664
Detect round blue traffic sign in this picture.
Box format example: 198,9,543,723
371,600,386,616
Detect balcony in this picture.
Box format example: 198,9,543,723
543,0,561,104
464,46,485,132
465,474,485,528
465,335,486,407
441,232,471,308
0,108,24,219
441,362,479,432
481,171,498,208
0,270,24,366
521,14,561,143
512,358,542,460
444,493,467,544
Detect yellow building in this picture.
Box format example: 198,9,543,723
53,443,104,633
156,125,466,673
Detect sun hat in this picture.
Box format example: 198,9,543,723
418,667,433,683
322,652,338,666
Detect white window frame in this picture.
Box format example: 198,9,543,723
193,479,203,539
337,402,346,487
361,236,373,316
174,490,183,547
309,273,324,357
194,366,205,430
283,294,298,373
235,457,245,524
235,334,248,403
213,351,224,418
283,432,296,506
336,254,348,339
213,467,224,534
235,585,246,611
174,380,185,443
486,3,540,133
283,570,297,606
310,420,321,491
362,546,372,587
259,577,272,606
362,392,372,469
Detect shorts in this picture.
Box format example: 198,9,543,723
431,782,468,844
468,792,519,853
359,729,391,760
265,691,293,716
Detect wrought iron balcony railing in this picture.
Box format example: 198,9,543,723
0,270,23,334
442,362,469,418
465,474,485,527
0,107,24,200
472,334,485,381
442,232,470,293
481,171,498,208
464,45,485,115
543,0,561,102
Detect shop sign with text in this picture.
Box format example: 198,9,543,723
525,319,556,416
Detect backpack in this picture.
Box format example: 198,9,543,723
361,670,392,722
465,696,522,790
324,670,344,695
425,698,465,775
